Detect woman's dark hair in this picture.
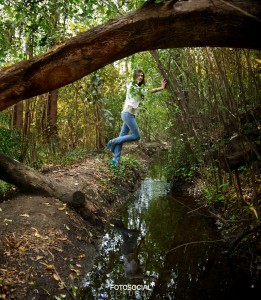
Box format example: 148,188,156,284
133,69,145,86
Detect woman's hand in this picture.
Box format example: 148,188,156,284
161,78,167,89
150,78,168,93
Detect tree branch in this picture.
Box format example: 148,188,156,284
166,239,226,254
0,0,261,110
227,222,261,256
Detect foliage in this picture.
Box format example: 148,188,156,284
149,47,260,217
0,0,151,64
55,148,92,165
166,141,198,179
0,113,17,193
0,127,22,160
107,154,141,185
31,147,92,169
0,180,13,195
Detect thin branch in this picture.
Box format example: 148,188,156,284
187,204,207,214
168,196,212,218
53,264,76,300
166,239,226,254
227,222,261,256
219,0,261,22
208,209,254,223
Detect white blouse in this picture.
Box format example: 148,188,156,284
122,82,146,115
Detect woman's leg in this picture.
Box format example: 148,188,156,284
113,121,129,162
113,112,140,163
114,112,140,144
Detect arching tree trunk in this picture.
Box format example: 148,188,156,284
0,0,260,111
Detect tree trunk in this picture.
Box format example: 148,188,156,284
12,102,23,129
20,99,31,162
46,90,59,154
0,152,91,214
0,0,260,111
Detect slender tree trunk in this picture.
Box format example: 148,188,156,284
12,102,23,129
20,99,31,162
94,102,104,151
47,90,59,150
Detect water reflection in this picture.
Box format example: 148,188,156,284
113,219,141,279
79,153,251,299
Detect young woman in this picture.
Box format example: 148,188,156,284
106,69,167,166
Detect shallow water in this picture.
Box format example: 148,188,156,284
78,153,253,299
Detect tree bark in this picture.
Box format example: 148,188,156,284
0,0,261,111
46,90,58,144
0,152,85,208
12,102,23,129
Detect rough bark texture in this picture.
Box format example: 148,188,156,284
0,0,261,110
0,153,85,208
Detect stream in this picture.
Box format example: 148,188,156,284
78,152,253,299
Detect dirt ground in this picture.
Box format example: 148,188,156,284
0,144,157,299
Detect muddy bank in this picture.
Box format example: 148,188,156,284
0,143,163,299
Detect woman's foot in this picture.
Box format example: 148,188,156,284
105,140,115,153
111,158,119,167
111,142,116,153
105,140,112,150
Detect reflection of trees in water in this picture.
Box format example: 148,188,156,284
145,195,234,300
124,173,227,299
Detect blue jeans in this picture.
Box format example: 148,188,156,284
113,112,140,162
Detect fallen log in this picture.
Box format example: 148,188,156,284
0,152,85,208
